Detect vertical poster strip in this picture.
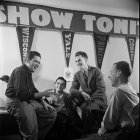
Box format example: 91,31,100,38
93,33,109,69
16,26,35,64
62,31,75,81
126,36,136,68
62,31,74,67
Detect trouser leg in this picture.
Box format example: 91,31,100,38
82,102,105,134
9,101,38,140
82,110,104,134
82,109,91,134
31,100,57,140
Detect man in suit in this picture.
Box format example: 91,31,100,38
70,51,107,134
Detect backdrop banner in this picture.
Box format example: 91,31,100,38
126,36,136,68
16,25,35,63
93,33,109,69
0,1,139,37
62,31,74,67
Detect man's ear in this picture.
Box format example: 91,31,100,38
25,55,30,63
117,70,121,77
85,58,88,63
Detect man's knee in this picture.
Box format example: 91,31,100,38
48,109,57,121
52,110,57,120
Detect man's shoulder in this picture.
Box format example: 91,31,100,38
113,88,124,94
13,65,26,73
112,88,126,99
74,66,100,76
10,65,28,78
88,66,101,72
62,92,71,99
75,70,82,74
115,87,134,95
64,91,70,95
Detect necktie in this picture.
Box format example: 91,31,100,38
83,71,88,85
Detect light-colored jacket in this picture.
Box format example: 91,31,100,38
101,83,139,132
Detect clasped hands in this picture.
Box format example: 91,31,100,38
98,127,106,136
81,91,91,102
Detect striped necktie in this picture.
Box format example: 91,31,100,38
83,71,88,85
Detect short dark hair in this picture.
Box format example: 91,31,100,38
75,51,88,59
27,51,41,60
55,77,67,87
114,61,132,77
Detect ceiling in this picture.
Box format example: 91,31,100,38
1,0,139,17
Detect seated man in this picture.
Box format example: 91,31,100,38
70,51,107,134
44,77,84,140
44,77,71,112
5,51,57,140
75,61,139,140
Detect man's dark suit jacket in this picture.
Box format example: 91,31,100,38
70,66,107,110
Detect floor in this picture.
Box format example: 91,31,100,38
0,135,22,140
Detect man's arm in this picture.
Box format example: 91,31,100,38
6,70,35,101
99,89,123,135
91,68,106,103
34,90,51,99
15,71,52,100
6,69,52,101
70,73,81,95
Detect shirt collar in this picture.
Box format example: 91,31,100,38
54,89,63,95
23,64,32,76
81,65,89,73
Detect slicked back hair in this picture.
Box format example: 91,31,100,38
27,51,41,61
75,51,88,59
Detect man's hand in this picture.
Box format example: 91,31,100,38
42,99,56,112
81,92,91,102
43,89,54,97
98,127,106,136
47,95,57,104
34,89,54,99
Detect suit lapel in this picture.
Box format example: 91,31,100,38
79,70,88,90
78,66,93,91
87,66,93,86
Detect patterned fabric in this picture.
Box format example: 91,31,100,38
83,71,88,86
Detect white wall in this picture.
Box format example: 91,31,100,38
0,25,139,107
0,0,139,107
